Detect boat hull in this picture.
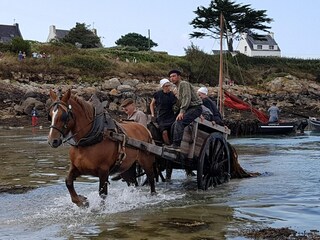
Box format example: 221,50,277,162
308,118,320,132
257,122,296,135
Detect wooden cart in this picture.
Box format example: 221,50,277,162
109,117,231,190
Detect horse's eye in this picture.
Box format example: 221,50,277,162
61,112,68,122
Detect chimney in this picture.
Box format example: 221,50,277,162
47,25,57,42
269,32,274,39
242,32,247,39
49,25,56,34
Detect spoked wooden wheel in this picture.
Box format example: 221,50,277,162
197,132,230,190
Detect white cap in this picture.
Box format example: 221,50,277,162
160,78,170,88
198,86,208,95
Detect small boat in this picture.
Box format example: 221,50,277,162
257,122,296,135
308,117,320,132
258,119,308,135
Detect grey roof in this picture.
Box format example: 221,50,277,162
0,24,23,43
55,29,69,39
246,34,280,50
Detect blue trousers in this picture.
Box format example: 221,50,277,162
171,105,202,147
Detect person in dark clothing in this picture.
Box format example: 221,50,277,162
150,78,177,145
197,87,224,126
168,70,202,149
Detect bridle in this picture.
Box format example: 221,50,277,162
48,101,73,138
48,99,105,146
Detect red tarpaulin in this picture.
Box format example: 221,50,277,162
224,90,269,123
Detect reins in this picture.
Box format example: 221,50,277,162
63,111,106,147
49,100,104,147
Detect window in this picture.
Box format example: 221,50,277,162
257,45,262,50
244,46,247,52
269,45,274,50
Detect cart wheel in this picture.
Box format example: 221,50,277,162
197,132,230,190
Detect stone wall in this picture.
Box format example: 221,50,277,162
1,74,319,135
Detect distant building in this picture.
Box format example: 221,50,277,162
237,32,281,57
47,25,102,47
0,23,23,43
47,25,69,42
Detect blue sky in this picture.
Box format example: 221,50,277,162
1,0,319,58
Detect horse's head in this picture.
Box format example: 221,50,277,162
47,89,74,148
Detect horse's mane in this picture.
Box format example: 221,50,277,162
71,95,94,120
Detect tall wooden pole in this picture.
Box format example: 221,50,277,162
219,12,224,117
148,29,151,51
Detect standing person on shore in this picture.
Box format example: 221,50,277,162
197,87,224,126
150,78,177,145
31,107,39,127
121,98,148,127
268,102,280,123
168,69,202,150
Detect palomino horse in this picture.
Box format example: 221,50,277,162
47,89,155,207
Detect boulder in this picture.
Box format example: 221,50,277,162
101,78,121,90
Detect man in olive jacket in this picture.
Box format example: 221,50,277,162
168,69,202,149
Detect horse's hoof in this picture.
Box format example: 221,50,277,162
76,195,89,208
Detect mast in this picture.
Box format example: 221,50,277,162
218,12,224,117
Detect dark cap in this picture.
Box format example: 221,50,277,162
168,69,181,77
120,98,134,108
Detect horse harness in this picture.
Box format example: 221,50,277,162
49,99,131,168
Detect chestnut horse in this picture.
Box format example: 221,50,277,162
47,89,155,207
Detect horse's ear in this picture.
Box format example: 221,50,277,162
61,89,71,103
50,89,57,101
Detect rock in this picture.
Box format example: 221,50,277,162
117,84,134,92
17,97,44,115
101,77,121,90
120,78,140,87
109,89,120,96
108,102,118,111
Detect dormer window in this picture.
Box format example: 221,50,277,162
269,45,274,50
257,45,262,50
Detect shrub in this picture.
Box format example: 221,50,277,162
0,43,11,52
10,37,31,56
57,54,111,74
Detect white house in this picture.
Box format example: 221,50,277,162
47,25,69,42
236,32,281,57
